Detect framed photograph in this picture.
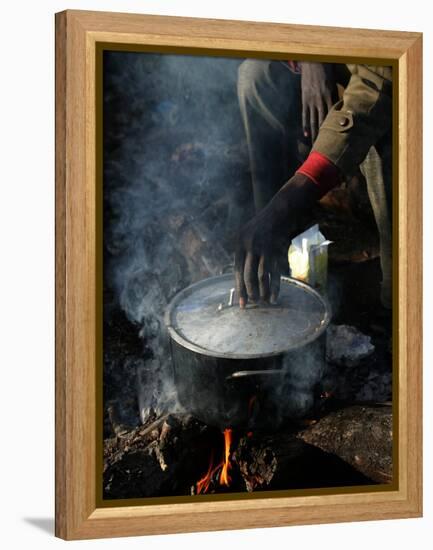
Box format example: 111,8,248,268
55,10,422,540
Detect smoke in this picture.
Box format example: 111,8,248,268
280,340,326,418
103,52,331,428
103,51,251,423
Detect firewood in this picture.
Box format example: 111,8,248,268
103,414,217,499
235,431,373,492
298,404,392,483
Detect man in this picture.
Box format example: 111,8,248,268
235,60,393,308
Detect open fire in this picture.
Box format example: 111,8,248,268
196,428,233,494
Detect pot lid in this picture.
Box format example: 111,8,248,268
165,274,331,359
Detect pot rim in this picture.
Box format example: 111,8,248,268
164,274,332,360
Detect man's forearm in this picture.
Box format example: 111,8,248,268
296,150,341,197
311,65,392,179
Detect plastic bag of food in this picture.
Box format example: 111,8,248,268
288,224,332,292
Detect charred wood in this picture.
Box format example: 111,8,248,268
298,404,392,483
235,431,373,492
103,414,219,499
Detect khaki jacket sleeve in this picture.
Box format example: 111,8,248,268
312,64,393,178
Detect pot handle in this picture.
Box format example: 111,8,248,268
226,369,284,381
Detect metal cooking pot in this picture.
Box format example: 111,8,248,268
165,274,331,430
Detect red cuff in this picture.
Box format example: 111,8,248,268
296,151,341,196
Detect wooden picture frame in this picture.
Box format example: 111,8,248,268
55,9,422,540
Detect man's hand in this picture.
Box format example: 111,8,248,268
299,62,338,142
234,174,320,308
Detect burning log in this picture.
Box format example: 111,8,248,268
103,414,219,499
104,408,389,498
298,404,393,483
235,431,373,492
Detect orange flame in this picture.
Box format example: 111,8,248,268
220,429,233,486
195,429,233,494
196,450,215,495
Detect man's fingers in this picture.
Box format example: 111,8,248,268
258,255,271,302
302,104,310,137
310,108,318,142
234,247,247,308
317,103,325,130
244,252,260,303
270,259,281,304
